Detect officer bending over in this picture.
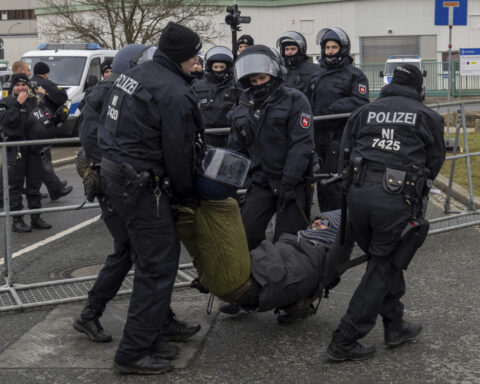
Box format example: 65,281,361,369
309,27,369,212
276,31,318,96
97,22,204,375
326,64,445,361
193,46,238,148
228,45,314,251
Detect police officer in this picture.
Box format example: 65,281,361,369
191,56,204,80
0,73,55,231
276,31,319,96
228,45,314,251
309,27,369,212
97,22,204,375
237,34,254,54
326,64,445,361
74,44,200,355
193,46,238,148
30,62,73,201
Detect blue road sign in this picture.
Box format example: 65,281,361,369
435,0,468,25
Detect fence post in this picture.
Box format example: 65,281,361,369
1,144,13,286
460,104,475,210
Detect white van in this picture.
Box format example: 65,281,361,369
21,43,117,136
379,55,427,97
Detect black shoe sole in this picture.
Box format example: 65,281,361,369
12,228,32,233
31,225,52,230
73,320,112,343
385,325,423,346
326,347,375,362
113,362,174,375
277,309,315,325
161,326,201,342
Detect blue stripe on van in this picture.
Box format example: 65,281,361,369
69,102,80,114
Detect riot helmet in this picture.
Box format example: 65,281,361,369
316,27,351,67
111,44,152,74
270,48,288,83
276,31,307,68
195,147,251,200
205,46,234,81
234,45,281,89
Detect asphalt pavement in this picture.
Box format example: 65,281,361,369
0,154,480,383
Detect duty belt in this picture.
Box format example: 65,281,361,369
100,157,128,184
363,170,384,184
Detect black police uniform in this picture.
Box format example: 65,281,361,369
29,75,69,200
0,94,53,215
228,85,314,250
285,57,318,96
76,73,134,326
98,49,203,365
334,82,445,344
192,71,238,147
308,56,369,211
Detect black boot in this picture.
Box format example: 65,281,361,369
50,185,73,201
384,320,422,347
12,216,31,233
160,312,201,342
73,307,112,342
31,214,52,229
326,330,375,362
113,355,174,375
151,340,181,360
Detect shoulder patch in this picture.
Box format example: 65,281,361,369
359,84,367,95
300,113,311,129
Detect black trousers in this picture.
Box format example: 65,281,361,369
40,148,65,197
315,141,342,212
84,197,134,316
8,148,42,212
241,183,307,250
103,175,180,364
337,183,411,342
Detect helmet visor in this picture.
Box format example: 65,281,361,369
276,31,305,50
234,53,279,84
202,147,251,188
205,46,233,63
131,46,156,67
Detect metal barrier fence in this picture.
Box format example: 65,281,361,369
1,99,480,311
357,62,480,98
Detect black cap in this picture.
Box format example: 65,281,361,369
101,58,113,75
10,73,29,91
158,22,202,63
33,61,50,75
238,34,254,46
391,64,423,93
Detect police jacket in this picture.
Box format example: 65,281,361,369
339,83,445,179
98,49,204,202
228,84,314,190
78,75,117,163
29,75,68,116
0,94,56,152
308,56,369,141
285,57,319,96
192,72,239,128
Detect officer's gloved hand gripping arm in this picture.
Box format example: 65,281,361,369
338,109,359,168
325,74,370,117
160,93,199,207
226,110,248,156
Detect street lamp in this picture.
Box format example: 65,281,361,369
7,22,21,35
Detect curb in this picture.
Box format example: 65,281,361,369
434,173,480,210
52,156,76,167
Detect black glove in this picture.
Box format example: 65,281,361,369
277,184,296,211
320,106,334,116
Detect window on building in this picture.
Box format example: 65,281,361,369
1,9,36,20
361,36,420,64
442,51,459,71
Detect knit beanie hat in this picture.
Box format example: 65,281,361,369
11,73,30,87
100,58,113,75
391,63,423,93
158,22,202,63
297,209,341,248
238,34,254,46
34,61,50,75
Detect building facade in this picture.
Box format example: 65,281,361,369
0,0,40,66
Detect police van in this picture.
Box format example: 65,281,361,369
21,43,117,136
379,55,427,97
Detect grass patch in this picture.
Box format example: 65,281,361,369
440,132,480,197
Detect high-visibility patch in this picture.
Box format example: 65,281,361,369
300,113,311,129
359,84,367,95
